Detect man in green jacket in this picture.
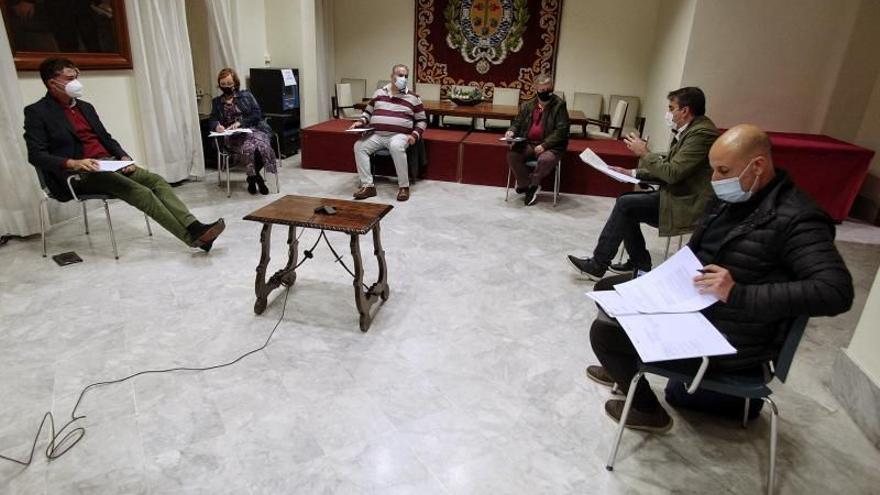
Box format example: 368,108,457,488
505,74,569,206
568,87,719,280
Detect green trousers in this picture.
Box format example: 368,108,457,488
73,167,197,244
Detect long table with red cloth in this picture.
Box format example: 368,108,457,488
300,120,875,218
765,132,873,222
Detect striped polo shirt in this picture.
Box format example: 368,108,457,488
360,85,427,139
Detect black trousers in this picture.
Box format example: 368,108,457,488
590,274,700,412
592,191,660,269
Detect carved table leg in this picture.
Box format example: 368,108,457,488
254,223,273,314
350,222,390,332
254,224,299,315
350,233,371,331
372,223,390,301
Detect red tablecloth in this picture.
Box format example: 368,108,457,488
300,121,875,216
766,132,874,221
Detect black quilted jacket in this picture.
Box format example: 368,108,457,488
691,169,854,368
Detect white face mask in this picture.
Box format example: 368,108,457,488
711,159,758,203
664,110,676,129
64,79,84,99
394,76,407,91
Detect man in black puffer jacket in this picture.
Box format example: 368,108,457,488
585,124,854,432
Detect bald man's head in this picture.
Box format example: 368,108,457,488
708,124,776,200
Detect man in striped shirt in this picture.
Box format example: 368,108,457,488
350,64,427,202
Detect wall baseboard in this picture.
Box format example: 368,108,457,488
831,349,880,449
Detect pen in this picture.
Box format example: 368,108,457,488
696,269,708,274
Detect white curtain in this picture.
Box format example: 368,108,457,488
314,0,335,122
204,0,241,86
0,22,45,237
125,0,204,182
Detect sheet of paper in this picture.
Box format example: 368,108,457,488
498,137,526,142
97,160,134,172
344,127,375,133
586,291,640,317
281,69,297,86
613,246,719,314
578,148,640,184
617,312,736,362
208,128,253,137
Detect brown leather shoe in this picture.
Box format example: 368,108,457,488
397,187,410,202
190,218,225,251
586,365,614,387
604,399,673,433
353,185,377,200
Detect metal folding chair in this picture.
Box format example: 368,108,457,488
605,316,810,495
213,132,282,198
505,158,562,206
35,168,152,260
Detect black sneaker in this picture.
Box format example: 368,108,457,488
567,255,606,281
524,185,541,206
609,259,651,275
515,186,527,195
604,399,673,433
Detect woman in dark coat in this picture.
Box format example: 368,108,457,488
209,67,277,195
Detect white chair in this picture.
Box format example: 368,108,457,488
586,100,628,140
442,85,478,128
570,92,603,135
505,159,562,207
333,83,361,120
484,87,521,130
609,95,641,136
375,79,390,90
340,78,367,103
553,90,565,101
35,167,152,260
415,82,441,101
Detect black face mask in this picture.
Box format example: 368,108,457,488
220,86,234,96
537,90,552,102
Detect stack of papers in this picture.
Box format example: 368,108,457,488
498,136,526,142
344,127,375,133
97,160,134,172
586,247,736,362
208,128,253,137
579,148,640,184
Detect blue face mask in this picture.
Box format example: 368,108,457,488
394,76,407,91
711,159,758,203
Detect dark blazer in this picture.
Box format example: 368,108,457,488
507,94,570,155
208,89,272,135
24,94,128,202
691,170,853,368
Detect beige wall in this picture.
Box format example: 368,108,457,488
234,0,269,86
641,0,697,151
333,0,413,92
554,0,659,112
681,0,860,133
17,71,146,165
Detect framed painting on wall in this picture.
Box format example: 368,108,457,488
1,0,132,70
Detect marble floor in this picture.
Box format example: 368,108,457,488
2,156,880,494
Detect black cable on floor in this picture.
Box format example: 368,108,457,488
0,228,370,466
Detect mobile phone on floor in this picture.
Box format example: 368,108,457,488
52,251,83,266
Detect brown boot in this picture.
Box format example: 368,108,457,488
604,399,673,433
353,185,377,200
397,187,410,202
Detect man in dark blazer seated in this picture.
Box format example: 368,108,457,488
24,57,225,251
585,124,854,431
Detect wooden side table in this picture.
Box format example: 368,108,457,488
243,195,393,332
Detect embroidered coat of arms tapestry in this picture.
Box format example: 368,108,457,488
414,0,563,100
